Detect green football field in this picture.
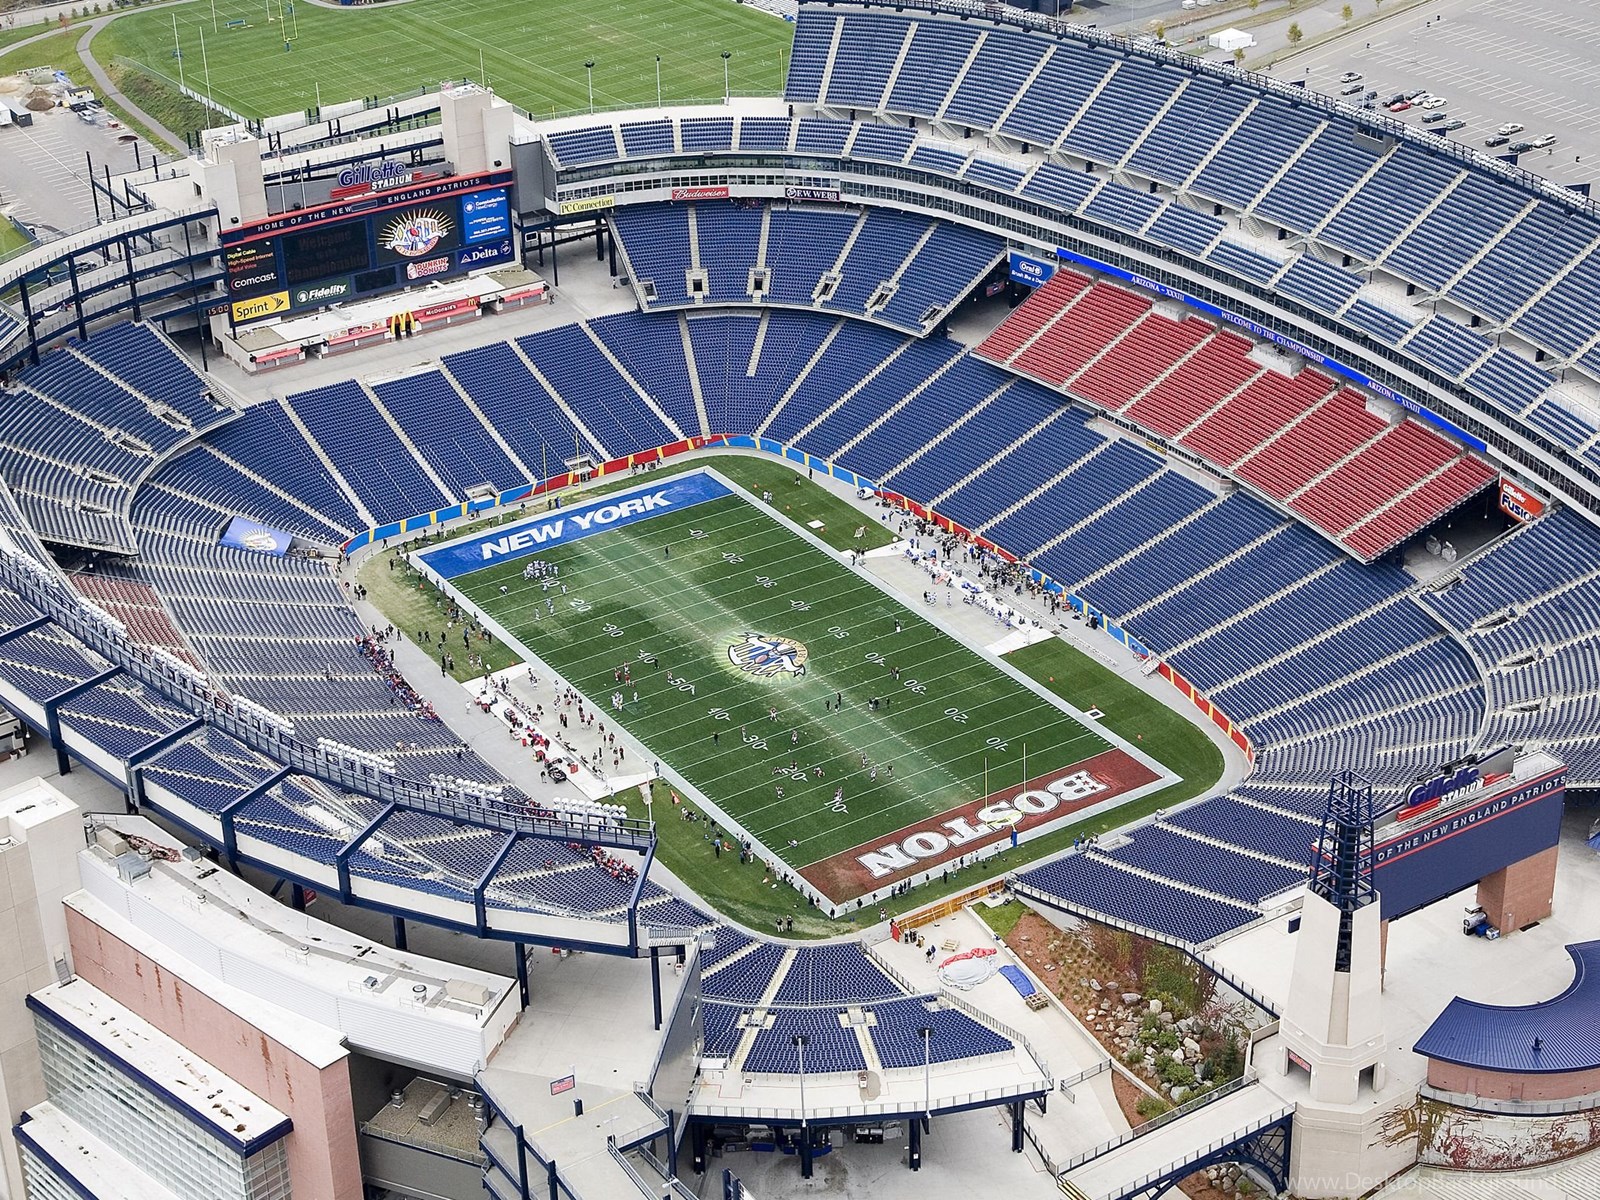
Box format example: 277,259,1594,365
93,0,793,121
439,474,1175,902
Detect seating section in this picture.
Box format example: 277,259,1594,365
698,936,1019,1076
0,325,239,551
979,271,1492,558
1017,853,1261,944
369,370,529,496
611,202,1001,331
284,383,449,526
774,4,1600,426
1416,510,1600,781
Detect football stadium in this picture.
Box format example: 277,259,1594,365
1,1,1599,1199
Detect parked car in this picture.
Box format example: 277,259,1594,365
1509,139,1536,153
1441,119,1466,132
1405,88,1430,100
1364,90,1378,100
1484,135,1511,147
1422,96,1448,109
1341,84,1364,96
1497,122,1525,136
1422,112,1447,123
1531,133,1557,148
1388,100,1413,112
1340,71,1362,83
1385,92,1408,105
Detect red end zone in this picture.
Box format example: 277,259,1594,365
799,748,1162,903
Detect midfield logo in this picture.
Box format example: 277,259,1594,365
728,634,808,678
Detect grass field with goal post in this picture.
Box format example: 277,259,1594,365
92,0,793,123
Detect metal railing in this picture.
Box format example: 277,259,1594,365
1054,1069,1260,1176
1419,1084,1600,1117
691,1077,1045,1122
1056,1059,1113,1091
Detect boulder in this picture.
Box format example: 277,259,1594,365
1121,992,1142,1006
1089,978,1102,992
1169,1085,1189,1103
1183,1037,1202,1056
1147,998,1162,1015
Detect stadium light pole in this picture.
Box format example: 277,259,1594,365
585,60,595,114
722,50,732,102
920,1026,932,1119
655,55,662,109
198,26,213,112
171,13,186,96
794,1034,809,1162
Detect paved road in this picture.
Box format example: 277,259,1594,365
1,0,194,150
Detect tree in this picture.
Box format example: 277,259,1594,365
1342,3,1353,20
1286,21,1304,45
1249,0,1260,9
1154,20,1166,41
1233,47,1246,66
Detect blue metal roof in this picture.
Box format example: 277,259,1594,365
1413,942,1600,1074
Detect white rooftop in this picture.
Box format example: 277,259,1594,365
30,978,291,1147
17,1101,180,1200
77,824,519,1077
0,775,78,831
63,889,347,1070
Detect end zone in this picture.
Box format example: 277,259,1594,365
800,748,1166,903
414,471,733,580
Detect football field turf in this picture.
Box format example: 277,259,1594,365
93,0,793,122
419,470,1177,906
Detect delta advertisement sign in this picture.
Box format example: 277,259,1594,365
416,472,732,581
1370,763,1566,921
1052,246,1489,454
800,748,1163,902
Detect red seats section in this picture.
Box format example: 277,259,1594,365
1237,389,1385,500
983,272,1496,560
1013,284,1153,385
73,574,203,666
1072,313,1211,410
1344,457,1498,558
1123,332,1260,438
1292,420,1457,535
1180,367,1334,467
976,269,1091,362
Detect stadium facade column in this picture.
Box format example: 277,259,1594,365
290,882,307,911
516,944,529,1009
650,945,663,1030
391,915,407,951
42,665,121,778
908,1116,921,1170
1009,1101,1024,1152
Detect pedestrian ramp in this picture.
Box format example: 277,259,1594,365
1057,1079,1292,1200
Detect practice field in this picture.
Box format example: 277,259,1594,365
93,0,793,123
417,470,1177,908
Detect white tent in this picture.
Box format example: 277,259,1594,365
1208,28,1256,52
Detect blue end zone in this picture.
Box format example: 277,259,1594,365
418,471,733,581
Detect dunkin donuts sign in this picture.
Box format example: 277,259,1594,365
800,748,1162,902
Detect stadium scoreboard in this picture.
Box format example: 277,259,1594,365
221,170,516,325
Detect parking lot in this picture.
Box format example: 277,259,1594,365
0,102,156,237
1284,0,1600,188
